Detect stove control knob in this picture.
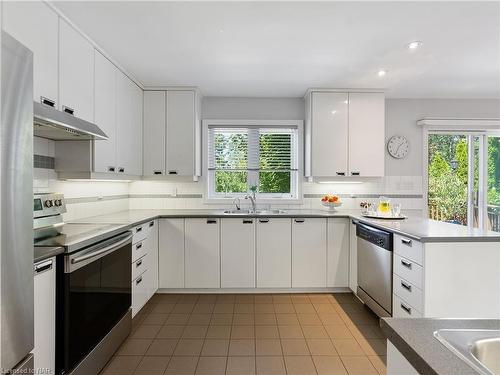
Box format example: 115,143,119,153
44,200,53,208
54,199,63,207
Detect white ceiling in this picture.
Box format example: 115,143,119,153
52,1,500,98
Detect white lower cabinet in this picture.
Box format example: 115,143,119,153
159,219,185,288
34,257,56,374
221,218,256,288
387,341,419,375
292,218,327,288
185,218,220,288
327,218,350,287
256,218,292,288
349,221,358,292
131,220,159,317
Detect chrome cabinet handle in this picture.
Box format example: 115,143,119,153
108,166,116,172
168,170,178,175
62,105,74,115
400,303,412,315
40,96,55,108
118,167,125,173
243,219,253,224
259,219,269,223
351,171,360,176
136,243,142,250
34,259,53,274
136,259,143,267
401,259,412,269
336,172,346,176
136,276,143,285
294,219,305,223
401,281,412,292
207,219,217,224
136,227,142,233
401,238,413,247
153,170,163,175
149,221,154,227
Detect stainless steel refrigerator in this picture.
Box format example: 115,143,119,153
1,31,34,372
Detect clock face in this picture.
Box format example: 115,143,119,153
387,135,410,159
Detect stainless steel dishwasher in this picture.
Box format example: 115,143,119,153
356,222,393,317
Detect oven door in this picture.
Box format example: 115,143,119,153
57,231,132,374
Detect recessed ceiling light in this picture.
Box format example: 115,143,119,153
407,41,423,50
331,110,337,114
343,100,349,104
378,70,387,77
219,29,224,33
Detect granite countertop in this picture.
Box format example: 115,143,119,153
381,318,500,375
70,209,500,242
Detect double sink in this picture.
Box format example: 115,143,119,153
435,329,500,375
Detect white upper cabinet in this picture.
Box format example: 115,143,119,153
142,89,201,178
116,71,143,176
3,1,59,106
305,90,385,178
348,92,385,177
143,91,166,176
166,90,195,176
310,92,349,176
94,51,117,173
59,18,94,122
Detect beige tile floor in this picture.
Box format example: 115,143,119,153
100,293,387,375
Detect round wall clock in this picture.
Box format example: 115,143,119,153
387,135,410,159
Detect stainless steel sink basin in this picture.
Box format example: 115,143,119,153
434,329,500,375
222,209,287,215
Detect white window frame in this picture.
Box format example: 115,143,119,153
202,119,304,204
419,117,500,230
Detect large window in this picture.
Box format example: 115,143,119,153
206,121,300,199
426,129,500,232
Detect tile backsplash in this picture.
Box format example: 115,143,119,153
34,136,424,221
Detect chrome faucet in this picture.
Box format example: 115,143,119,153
232,197,241,211
245,191,257,213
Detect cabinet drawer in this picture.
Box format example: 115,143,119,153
132,240,148,263
132,271,148,317
132,222,149,244
393,274,423,312
393,294,422,318
132,254,148,280
394,234,423,265
394,254,423,289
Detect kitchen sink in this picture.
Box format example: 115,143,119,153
222,209,287,215
434,329,500,375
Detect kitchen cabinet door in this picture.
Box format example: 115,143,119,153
116,71,143,176
256,218,291,288
292,218,327,287
144,220,159,298
166,90,195,176
94,51,117,173
3,1,59,106
327,218,350,287
221,218,255,288
159,219,185,288
310,92,349,176
59,18,94,122
349,221,358,292
348,92,385,177
143,91,166,176
185,218,220,288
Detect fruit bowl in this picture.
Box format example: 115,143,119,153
321,201,342,210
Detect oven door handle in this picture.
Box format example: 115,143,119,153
70,232,133,267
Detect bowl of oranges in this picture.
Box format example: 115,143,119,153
320,195,342,210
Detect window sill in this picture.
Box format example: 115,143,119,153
204,197,304,205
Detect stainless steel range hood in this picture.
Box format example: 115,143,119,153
33,102,108,140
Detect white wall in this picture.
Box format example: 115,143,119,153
385,98,500,176
202,97,304,120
